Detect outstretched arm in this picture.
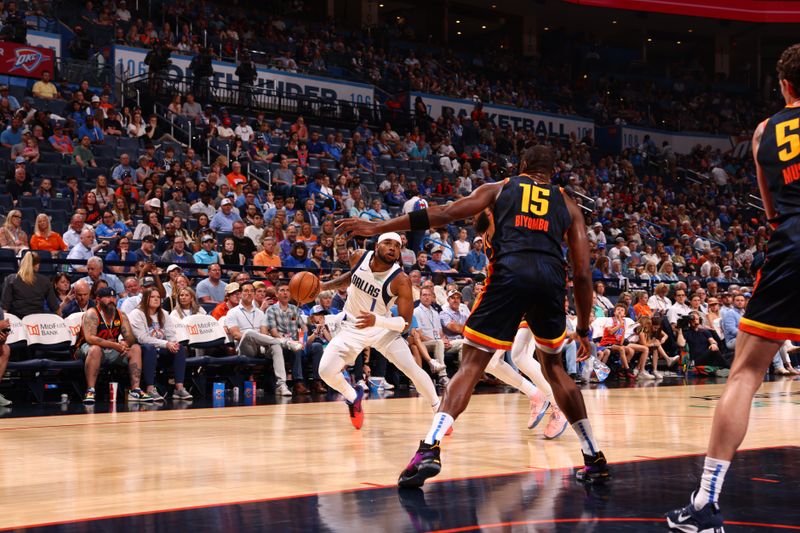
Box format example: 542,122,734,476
336,182,504,238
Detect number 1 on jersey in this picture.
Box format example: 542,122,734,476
519,183,550,216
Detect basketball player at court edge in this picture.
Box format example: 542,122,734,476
313,232,441,429
666,44,800,533
337,146,609,487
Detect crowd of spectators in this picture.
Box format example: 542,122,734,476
0,25,796,408
48,0,775,135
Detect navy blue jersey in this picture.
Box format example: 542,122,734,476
757,105,800,221
486,176,572,264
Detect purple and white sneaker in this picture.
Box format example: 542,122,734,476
398,440,442,488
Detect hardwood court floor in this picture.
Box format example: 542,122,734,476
1,379,800,530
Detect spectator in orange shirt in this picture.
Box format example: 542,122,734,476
253,235,282,276
29,213,68,253
211,283,241,320
226,161,247,188
632,290,653,319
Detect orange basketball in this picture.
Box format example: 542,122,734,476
289,271,321,304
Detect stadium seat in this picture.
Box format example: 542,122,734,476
0,248,17,275
22,314,73,355
182,315,229,350
64,312,84,346
4,312,25,350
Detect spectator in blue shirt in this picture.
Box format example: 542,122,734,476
284,242,315,269
210,198,242,232
307,131,325,155
721,294,746,351
428,247,457,273
95,211,132,239
133,235,161,263
0,117,23,148
111,153,135,185
462,237,488,274
76,116,104,144
0,86,19,111
193,234,221,266
322,133,341,161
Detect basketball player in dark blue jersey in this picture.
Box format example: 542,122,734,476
667,44,800,533
337,146,610,487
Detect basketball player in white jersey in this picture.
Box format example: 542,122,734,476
317,232,441,429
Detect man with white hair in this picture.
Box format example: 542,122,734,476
62,214,90,250
66,228,106,272
78,257,126,296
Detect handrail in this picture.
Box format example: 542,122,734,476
421,236,455,257
315,189,338,215
154,101,193,149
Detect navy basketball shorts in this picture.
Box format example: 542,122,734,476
739,216,800,342
464,256,568,353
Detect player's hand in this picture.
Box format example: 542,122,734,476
115,342,129,354
167,341,179,353
576,335,593,362
0,319,9,330
335,217,379,239
355,312,376,329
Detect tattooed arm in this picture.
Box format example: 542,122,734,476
118,311,138,347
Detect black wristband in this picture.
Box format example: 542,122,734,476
408,208,431,231
576,327,590,338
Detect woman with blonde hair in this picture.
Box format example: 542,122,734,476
636,315,674,379
0,252,59,317
642,260,659,281
0,210,28,253
658,260,679,281
169,286,206,320
29,213,68,252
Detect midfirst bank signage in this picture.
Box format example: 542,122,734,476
114,45,375,103
410,92,595,139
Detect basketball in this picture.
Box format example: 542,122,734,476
289,271,321,304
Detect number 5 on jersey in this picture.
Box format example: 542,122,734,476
776,118,800,162
519,183,550,216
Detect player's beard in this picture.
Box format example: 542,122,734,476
102,301,116,316
375,249,396,265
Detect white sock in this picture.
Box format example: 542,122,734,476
424,412,454,444
693,457,730,510
571,418,599,456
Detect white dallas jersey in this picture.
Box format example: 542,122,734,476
344,251,402,319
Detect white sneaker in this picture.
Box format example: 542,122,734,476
282,338,304,351
438,375,450,387
0,393,11,406
653,370,664,379
775,366,791,375
276,382,292,396
429,360,446,374
639,370,655,380
382,381,394,390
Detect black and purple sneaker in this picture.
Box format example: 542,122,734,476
398,440,442,488
575,450,611,484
